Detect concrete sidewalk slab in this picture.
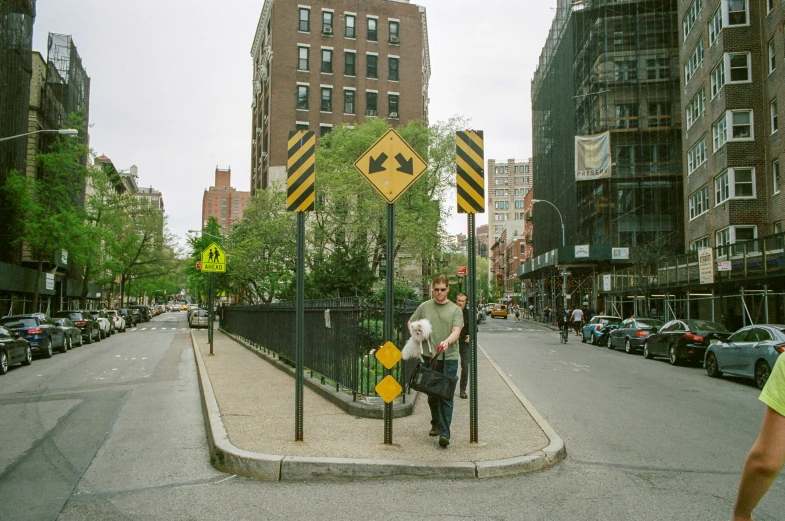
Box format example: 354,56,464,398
191,328,565,480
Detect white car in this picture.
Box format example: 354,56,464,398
189,309,209,328
89,310,112,339
107,310,126,333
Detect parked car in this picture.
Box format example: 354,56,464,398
118,308,136,327
130,305,152,322
644,319,731,365
53,310,100,344
130,308,143,325
609,317,665,353
581,315,622,345
0,313,66,358
106,310,126,333
490,304,508,319
705,325,785,389
52,317,83,348
189,309,210,328
0,326,32,375
89,310,113,338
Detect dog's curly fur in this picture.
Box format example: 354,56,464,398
401,319,432,361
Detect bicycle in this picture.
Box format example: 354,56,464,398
559,324,569,343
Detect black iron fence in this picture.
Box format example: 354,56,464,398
221,298,421,400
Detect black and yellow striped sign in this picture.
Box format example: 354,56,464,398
456,130,485,214
287,130,316,212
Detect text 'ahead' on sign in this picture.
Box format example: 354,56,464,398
354,128,427,203
200,242,226,273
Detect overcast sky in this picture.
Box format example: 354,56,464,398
32,0,555,246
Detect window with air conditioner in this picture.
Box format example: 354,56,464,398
389,21,399,43
366,91,378,116
388,94,399,119
322,11,333,34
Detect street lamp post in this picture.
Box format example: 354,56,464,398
531,199,568,310
0,128,78,142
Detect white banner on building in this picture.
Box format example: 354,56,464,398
575,131,611,181
602,274,611,292
45,273,55,291
575,245,590,258
612,247,629,260
698,248,714,284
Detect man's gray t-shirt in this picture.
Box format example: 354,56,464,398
410,299,463,361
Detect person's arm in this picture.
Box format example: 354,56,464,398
438,326,462,351
733,405,785,520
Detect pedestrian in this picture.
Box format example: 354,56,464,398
732,354,785,520
529,304,534,319
544,306,551,325
408,274,463,448
571,306,584,336
455,293,470,400
514,305,520,322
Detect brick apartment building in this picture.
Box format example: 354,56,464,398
487,158,533,245
680,0,785,251
201,167,251,233
249,0,431,193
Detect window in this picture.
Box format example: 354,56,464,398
221,203,227,208
709,7,722,46
769,39,776,74
494,201,509,210
689,186,709,220
776,221,783,234
298,8,310,32
712,115,727,150
320,125,332,137
366,91,378,116
296,122,309,131
495,177,509,185
726,0,748,26
648,102,669,127
646,58,669,80
772,99,779,134
715,167,756,204
686,87,705,129
321,49,332,73
322,11,333,34
689,236,710,251
296,85,309,110
728,52,751,82
711,58,725,98
388,56,399,81
683,0,701,39
345,14,355,38
233,210,239,214
615,103,639,128
366,54,378,78
688,138,707,174
367,17,377,41
514,200,525,209
615,60,637,81
388,94,399,118
774,159,781,194
343,90,355,114
320,87,332,112
731,110,753,139
298,46,309,71
685,41,703,84
389,21,400,43
344,51,355,76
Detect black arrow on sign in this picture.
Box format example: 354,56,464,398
395,153,413,175
369,153,388,174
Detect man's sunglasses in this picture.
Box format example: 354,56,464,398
433,287,448,292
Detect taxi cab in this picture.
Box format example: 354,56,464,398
490,303,508,319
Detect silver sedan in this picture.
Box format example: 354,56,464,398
704,324,785,389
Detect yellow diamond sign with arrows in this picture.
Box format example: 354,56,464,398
375,375,403,404
354,129,428,203
200,242,226,273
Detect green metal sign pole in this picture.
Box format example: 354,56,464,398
209,272,215,355
295,212,305,441
468,213,478,442
383,202,394,445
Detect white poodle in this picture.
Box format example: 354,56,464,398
401,319,432,362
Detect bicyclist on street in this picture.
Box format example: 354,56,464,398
557,307,570,342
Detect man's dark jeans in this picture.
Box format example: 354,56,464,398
458,341,470,394
425,356,459,439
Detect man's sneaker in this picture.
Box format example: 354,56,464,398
460,391,468,399
429,426,439,436
439,435,450,447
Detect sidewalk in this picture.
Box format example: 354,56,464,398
191,328,565,481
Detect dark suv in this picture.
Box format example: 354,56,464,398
118,308,136,327
130,305,152,322
52,310,101,344
0,313,67,357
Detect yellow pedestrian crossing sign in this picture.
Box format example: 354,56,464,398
200,242,226,273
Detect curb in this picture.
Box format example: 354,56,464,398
191,330,566,481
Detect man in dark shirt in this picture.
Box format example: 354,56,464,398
456,293,470,399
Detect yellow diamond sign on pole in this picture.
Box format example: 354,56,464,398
200,242,226,273
354,129,428,203
375,341,402,369
375,375,403,404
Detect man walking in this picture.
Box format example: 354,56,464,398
571,306,583,336
455,293,470,400
409,275,463,448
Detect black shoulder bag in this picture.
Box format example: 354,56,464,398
409,342,457,401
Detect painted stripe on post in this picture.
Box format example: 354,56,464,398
456,130,484,214
287,131,316,212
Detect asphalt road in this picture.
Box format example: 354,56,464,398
2,313,783,520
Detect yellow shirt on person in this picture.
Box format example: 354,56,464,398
760,353,785,417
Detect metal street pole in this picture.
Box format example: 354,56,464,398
295,212,305,442
532,199,567,310
209,272,215,355
383,202,394,445
0,128,78,142
468,213,479,443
